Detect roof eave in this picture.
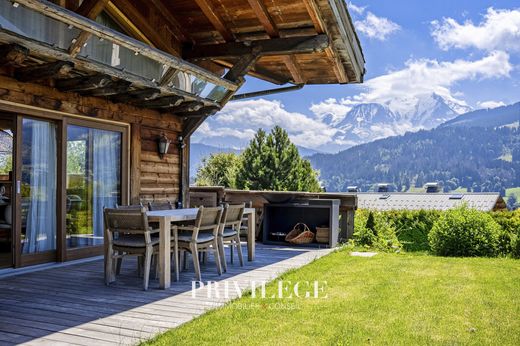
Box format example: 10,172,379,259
327,0,365,83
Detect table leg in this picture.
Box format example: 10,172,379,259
247,212,255,261
173,227,179,282
159,217,171,289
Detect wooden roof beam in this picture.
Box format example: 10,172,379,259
247,0,279,38
246,0,306,84
68,0,110,57
282,55,304,84
148,0,190,43
110,0,181,56
224,47,262,83
185,34,329,60
194,0,234,42
15,61,74,82
215,59,290,85
0,44,29,66
302,0,348,83
55,74,112,92
110,88,161,103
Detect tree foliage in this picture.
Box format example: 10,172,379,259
310,125,520,194
195,152,241,188
236,126,321,192
195,127,321,192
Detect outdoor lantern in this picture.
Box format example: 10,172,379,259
157,133,171,159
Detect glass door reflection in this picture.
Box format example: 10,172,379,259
21,118,57,254
66,125,121,249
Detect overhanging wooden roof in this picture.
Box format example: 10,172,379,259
112,0,365,85
0,0,364,126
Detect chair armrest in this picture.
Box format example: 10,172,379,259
148,227,160,234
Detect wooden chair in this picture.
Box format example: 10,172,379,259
104,207,159,290
172,206,223,281
218,203,245,272
115,203,144,210
147,201,173,211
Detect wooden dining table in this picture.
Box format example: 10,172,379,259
147,207,256,289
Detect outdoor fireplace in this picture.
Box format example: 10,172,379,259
263,199,340,247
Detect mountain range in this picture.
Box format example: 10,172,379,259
309,101,520,193
319,93,472,150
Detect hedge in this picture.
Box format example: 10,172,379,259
352,207,520,258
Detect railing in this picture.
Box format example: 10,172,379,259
0,0,238,103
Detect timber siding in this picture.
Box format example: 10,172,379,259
0,74,183,204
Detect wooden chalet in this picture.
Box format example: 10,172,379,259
0,0,364,269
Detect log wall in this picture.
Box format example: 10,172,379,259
0,74,183,204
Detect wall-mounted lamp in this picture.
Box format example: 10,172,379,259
157,133,171,159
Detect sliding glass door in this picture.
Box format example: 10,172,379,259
66,123,123,251
7,112,127,267
20,118,57,258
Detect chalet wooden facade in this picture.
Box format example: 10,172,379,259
0,0,364,269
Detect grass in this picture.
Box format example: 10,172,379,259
144,250,520,345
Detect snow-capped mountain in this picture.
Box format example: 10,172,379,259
327,93,472,149
192,92,473,154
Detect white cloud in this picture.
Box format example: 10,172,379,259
309,98,354,126
477,100,506,109
348,2,366,15
431,8,520,52
196,99,338,148
310,51,512,119
355,12,400,40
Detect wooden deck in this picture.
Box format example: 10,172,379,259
0,244,331,345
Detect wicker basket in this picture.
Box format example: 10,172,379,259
315,226,329,244
285,223,315,244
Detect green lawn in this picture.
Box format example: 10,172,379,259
145,250,520,345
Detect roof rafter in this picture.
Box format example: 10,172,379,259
110,0,181,56
281,55,304,84
246,0,279,38
302,0,348,83
194,0,234,42
68,0,109,57
148,0,191,43
246,0,305,84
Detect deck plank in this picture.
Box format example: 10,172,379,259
0,244,331,345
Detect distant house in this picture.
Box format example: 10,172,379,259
357,192,506,212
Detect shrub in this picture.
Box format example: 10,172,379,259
429,206,502,257
491,210,520,256
353,210,401,251
387,210,441,252
511,234,520,259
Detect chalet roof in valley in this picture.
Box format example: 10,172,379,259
357,193,506,212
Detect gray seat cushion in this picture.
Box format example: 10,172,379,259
222,228,237,237
114,234,159,247
177,231,214,243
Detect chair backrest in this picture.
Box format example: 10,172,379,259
148,201,173,211
193,206,223,237
221,203,245,234
104,207,149,235
115,203,144,210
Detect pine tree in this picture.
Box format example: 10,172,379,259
236,126,321,192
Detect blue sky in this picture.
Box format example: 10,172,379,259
194,1,520,150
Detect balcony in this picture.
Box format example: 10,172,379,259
0,0,239,116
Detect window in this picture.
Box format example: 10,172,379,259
66,125,122,249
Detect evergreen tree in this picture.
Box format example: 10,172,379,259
236,126,321,192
